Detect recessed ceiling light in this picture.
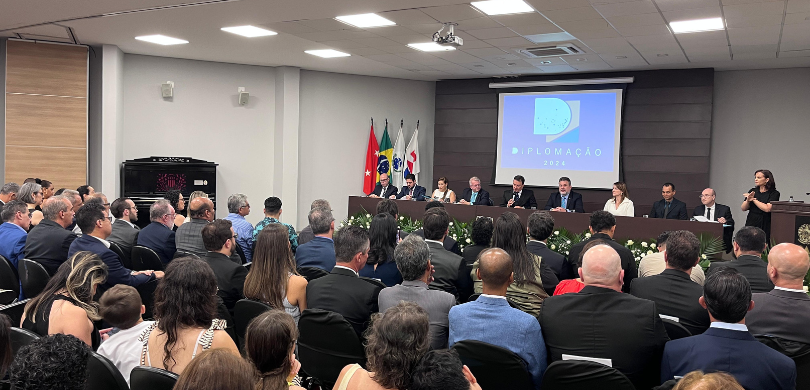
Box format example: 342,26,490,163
670,17,724,34
305,49,351,58
135,35,188,45
471,0,533,16
335,13,396,28
407,42,456,52
221,25,277,37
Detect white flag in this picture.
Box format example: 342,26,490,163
404,128,420,182
391,126,406,189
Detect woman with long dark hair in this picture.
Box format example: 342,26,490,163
430,177,456,203
174,349,257,390
360,213,403,286
245,310,305,390
742,169,780,243
164,190,186,230
139,257,239,374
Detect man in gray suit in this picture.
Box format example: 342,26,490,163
379,234,455,350
747,243,810,344
422,207,472,301
108,198,140,263
175,197,240,263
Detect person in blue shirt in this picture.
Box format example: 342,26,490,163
224,193,254,262
0,200,30,268
295,208,336,271
253,197,298,254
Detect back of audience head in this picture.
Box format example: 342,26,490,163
576,239,609,269
76,185,94,202
308,207,334,236
189,196,214,220
202,219,234,253
733,226,767,254
672,370,744,390
335,225,370,266
766,243,810,287
580,244,623,290
657,231,671,251
42,196,74,226
18,182,42,205
99,285,144,330
589,210,616,235
54,188,66,196
477,248,514,291
365,301,430,390
395,234,431,282
174,349,256,390
110,197,132,220
411,349,481,390
665,230,701,271
470,216,493,246
701,267,752,324
367,213,397,266
527,211,554,241
491,212,536,284
244,224,297,309
9,334,90,390
150,199,175,228
375,199,398,219
425,200,445,211
264,196,282,216
187,191,209,217
0,314,11,379
310,198,331,211
423,207,450,241
75,201,109,236
245,310,298,390
1,200,28,227
227,193,249,215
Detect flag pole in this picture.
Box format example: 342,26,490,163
417,120,420,129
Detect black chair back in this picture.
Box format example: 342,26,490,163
132,246,164,271
234,299,272,349
10,327,40,357
173,250,200,260
85,352,129,390
298,309,365,388
19,259,49,298
541,360,636,390
136,279,159,320
108,241,132,269
297,266,329,282
130,366,179,390
243,262,251,272
756,335,810,390
452,340,533,390
0,299,31,327
0,255,20,305
661,318,692,340
233,244,247,264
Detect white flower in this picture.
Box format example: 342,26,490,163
584,233,591,239
641,242,648,248
636,257,641,261
366,223,370,228
566,240,571,244
466,238,471,243
350,216,354,220
701,254,707,259
627,240,634,246
339,222,344,227
550,244,556,250
565,251,569,255
400,216,404,220
449,222,454,226
647,250,653,255
366,214,371,218
554,231,560,236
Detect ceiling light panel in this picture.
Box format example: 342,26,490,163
221,25,277,37
407,42,457,52
135,35,188,45
305,49,351,58
670,17,725,33
471,0,534,16
335,13,396,28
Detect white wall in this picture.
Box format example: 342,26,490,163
298,70,436,229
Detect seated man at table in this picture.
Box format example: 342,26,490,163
369,173,398,199
458,176,491,206
396,174,427,201
501,175,536,209
544,177,584,212
649,183,688,220
693,188,734,253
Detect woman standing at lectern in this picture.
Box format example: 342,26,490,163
603,181,634,217
742,169,780,244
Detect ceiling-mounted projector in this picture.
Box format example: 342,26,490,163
433,23,463,47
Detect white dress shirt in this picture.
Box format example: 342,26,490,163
97,321,154,386
603,197,635,217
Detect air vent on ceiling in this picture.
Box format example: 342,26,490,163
518,44,583,58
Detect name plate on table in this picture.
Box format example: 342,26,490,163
561,354,613,367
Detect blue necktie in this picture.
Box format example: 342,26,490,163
562,196,567,209
471,192,477,203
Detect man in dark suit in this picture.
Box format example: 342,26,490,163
458,177,491,206
567,211,637,292
544,177,585,213
136,200,177,264
500,175,537,209
526,211,571,280
307,225,384,337
629,230,710,335
746,243,810,344
661,268,796,390
108,198,140,266
68,202,161,292
0,182,19,207
396,174,427,201
650,182,688,220
24,196,78,275
369,173,398,199
422,207,471,301
540,245,669,390
402,201,462,256
694,188,734,253
708,226,773,293
200,219,248,313
295,208,336,271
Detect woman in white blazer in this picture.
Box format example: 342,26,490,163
604,181,634,217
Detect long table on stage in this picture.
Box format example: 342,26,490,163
347,196,724,241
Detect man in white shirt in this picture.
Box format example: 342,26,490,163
693,188,734,253
98,285,155,386
638,231,705,285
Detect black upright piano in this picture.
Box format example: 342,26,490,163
121,157,218,229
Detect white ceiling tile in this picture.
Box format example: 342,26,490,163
464,27,520,40
626,34,681,50
419,5,484,22
599,52,649,66
379,45,422,54
389,61,434,71
397,52,453,65
676,30,728,43
723,2,786,18
484,36,536,46
615,24,672,36
410,70,450,77
725,14,785,27
555,18,611,32
593,0,658,17
654,0,719,11
722,0,782,5
590,0,642,3
489,58,533,67
299,18,363,32
352,37,401,48
387,34,433,44
365,54,408,62
662,7,723,22
571,28,623,38
787,0,810,13
683,46,730,55
579,37,637,52
455,17,502,30
459,61,501,70
542,6,605,22
296,30,376,42
778,49,810,57
433,50,488,63
780,23,810,49
727,25,782,45
320,40,369,50
510,24,564,35
561,53,606,62
733,43,778,52
529,0,594,11
378,10,437,26
640,50,688,64
263,22,318,35
403,23,446,34
462,47,510,57
489,12,551,26
570,61,614,70
456,37,496,49
607,13,666,27
507,66,546,74
372,26,426,37
346,47,390,56
523,56,570,65
431,63,478,72
784,12,810,23
531,64,578,72
733,51,777,59
780,40,810,51
689,53,732,61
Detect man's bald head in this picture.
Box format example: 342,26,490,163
768,243,810,284
478,248,513,288
189,197,214,220
580,245,623,290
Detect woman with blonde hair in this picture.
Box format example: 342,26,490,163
603,181,634,217
245,310,305,390
672,371,744,390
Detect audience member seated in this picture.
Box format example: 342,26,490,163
108,197,140,257
245,224,308,325
139,257,240,374
421,207,470,300
661,268,796,390
360,213,403,286
68,202,160,292
708,226,773,292
61,189,83,233
334,301,430,390
97,285,155,386
294,207,336,271
544,177,585,213
0,200,29,268
450,248,546,389
136,199,178,263
224,193,254,262
0,182,19,207
638,231,705,285
245,310,305,390
500,175,536,209
298,199,331,245
540,244,669,390
16,182,43,229
462,217,492,267
174,349,257,390
650,182,688,220
567,211,637,292
89,192,112,220
379,235,455,349
253,196,298,253
603,181,635,217
526,211,571,280
375,198,399,219
175,196,215,257
747,243,810,344
411,349,481,390
24,196,78,275
672,371,744,390
163,189,186,230
458,176,490,206
77,184,95,203
306,225,383,337
472,212,557,315
430,176,456,203
630,230,710,335
201,219,248,313
8,334,90,390
185,191,209,224
22,252,108,348
553,240,605,295
404,201,462,256
397,174,427,201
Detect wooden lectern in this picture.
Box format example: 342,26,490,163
771,201,810,246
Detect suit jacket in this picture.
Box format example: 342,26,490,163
693,203,734,253
298,225,315,246
461,244,486,267
379,280,456,350
68,235,154,290
501,189,537,209
526,240,572,280
24,219,77,276
540,285,669,390
405,229,462,256
544,191,585,213
568,233,637,292
650,198,688,220
306,266,383,337
108,219,140,262
747,288,810,345
425,240,471,300
136,222,177,264
396,185,427,201
449,296,546,389
201,251,248,313
629,269,710,335
459,188,491,206
294,236,336,271
0,223,27,268
371,184,398,199
175,218,241,264
708,254,773,293
661,326,796,390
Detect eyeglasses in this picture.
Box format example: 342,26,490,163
103,203,111,207
232,233,239,239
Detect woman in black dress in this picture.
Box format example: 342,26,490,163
741,169,780,244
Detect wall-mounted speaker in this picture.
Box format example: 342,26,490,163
161,81,174,98
239,91,250,105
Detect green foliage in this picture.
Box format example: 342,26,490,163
447,219,472,248
546,228,585,258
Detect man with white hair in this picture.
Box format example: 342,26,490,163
458,177,491,206
539,244,670,390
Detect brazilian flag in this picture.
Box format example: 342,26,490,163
376,121,393,185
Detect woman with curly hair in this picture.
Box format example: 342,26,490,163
334,301,430,390
139,257,239,374
163,189,186,230
245,310,304,390
8,334,90,390
359,213,402,287
21,251,108,349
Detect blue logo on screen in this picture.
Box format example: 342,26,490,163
534,98,580,143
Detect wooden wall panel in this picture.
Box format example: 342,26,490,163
5,146,87,190
5,94,87,148
5,40,88,97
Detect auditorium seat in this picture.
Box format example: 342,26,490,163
86,351,129,390
172,249,199,260
541,360,636,390
0,299,31,327
297,266,329,282
0,255,20,305
452,339,533,390
130,366,178,390
756,335,810,390
661,318,692,340
132,246,164,271
298,309,366,388
233,244,247,264
108,241,132,269
9,327,39,358
18,259,49,298
233,299,272,349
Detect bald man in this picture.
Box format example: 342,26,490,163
540,245,669,390
175,197,239,263
746,243,810,344
449,249,547,389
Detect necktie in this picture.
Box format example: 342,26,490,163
382,186,387,195
471,192,477,203
562,196,567,209
706,207,712,221
410,188,414,196
665,202,671,216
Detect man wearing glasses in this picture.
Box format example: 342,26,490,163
694,188,735,253
108,198,141,264
224,193,254,262
0,200,31,269
137,199,178,264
